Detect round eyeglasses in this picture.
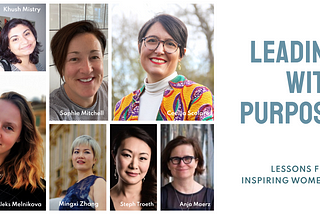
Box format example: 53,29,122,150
169,156,195,165
141,36,181,54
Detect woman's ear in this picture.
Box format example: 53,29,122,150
138,42,141,54
111,151,116,165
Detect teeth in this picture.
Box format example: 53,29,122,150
151,58,165,63
79,78,93,82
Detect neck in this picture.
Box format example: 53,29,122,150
146,71,177,84
15,56,30,65
172,178,196,193
115,180,142,199
77,170,94,182
64,84,96,108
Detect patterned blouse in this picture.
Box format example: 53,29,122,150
114,75,214,121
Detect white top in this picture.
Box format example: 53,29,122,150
139,72,178,120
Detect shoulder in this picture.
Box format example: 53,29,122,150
169,75,212,93
203,186,214,198
49,87,69,120
113,87,143,120
99,80,108,93
36,63,45,71
94,177,106,185
161,183,172,191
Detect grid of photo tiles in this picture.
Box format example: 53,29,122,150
0,3,214,212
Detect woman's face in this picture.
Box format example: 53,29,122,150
0,100,22,162
168,144,198,180
139,22,182,83
72,144,96,171
8,24,36,58
115,137,151,185
63,33,104,107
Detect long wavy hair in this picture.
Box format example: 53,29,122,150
0,19,41,64
112,126,157,210
0,92,44,192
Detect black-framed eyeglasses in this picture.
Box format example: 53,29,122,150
141,36,181,54
169,156,195,165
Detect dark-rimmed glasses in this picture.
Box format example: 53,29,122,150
141,36,181,54
169,156,195,165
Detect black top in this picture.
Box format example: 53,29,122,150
0,179,46,210
161,183,214,210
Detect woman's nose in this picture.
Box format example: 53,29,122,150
130,158,138,169
154,42,165,55
80,58,93,73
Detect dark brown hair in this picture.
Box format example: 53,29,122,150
138,14,188,58
0,91,44,192
161,136,204,178
51,20,106,79
112,126,157,210
0,19,41,64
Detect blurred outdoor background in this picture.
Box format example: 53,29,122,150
112,4,214,115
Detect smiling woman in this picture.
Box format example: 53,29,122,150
161,136,214,210
59,135,106,211
110,126,157,210
50,20,108,121
0,91,45,210
0,19,44,71
113,14,214,121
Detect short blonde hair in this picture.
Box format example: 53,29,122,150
71,135,101,159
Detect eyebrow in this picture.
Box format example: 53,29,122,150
74,148,91,151
67,50,101,55
5,122,17,128
121,148,150,156
9,29,30,40
147,35,174,41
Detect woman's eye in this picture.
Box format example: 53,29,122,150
73,151,79,154
122,153,131,158
147,38,158,43
140,157,147,161
69,58,78,62
25,32,30,36
167,41,176,47
91,56,100,60
12,38,18,42
5,126,13,131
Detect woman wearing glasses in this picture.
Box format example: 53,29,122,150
113,14,213,121
161,136,214,210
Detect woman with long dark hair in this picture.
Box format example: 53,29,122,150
110,126,157,210
0,91,45,210
0,19,43,71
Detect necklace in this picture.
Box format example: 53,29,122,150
173,182,195,211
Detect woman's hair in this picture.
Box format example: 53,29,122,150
0,91,44,192
71,135,101,160
161,136,205,178
51,20,107,79
0,18,41,64
112,126,157,210
138,14,188,58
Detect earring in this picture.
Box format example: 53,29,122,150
178,61,181,70
114,169,117,179
142,177,145,182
